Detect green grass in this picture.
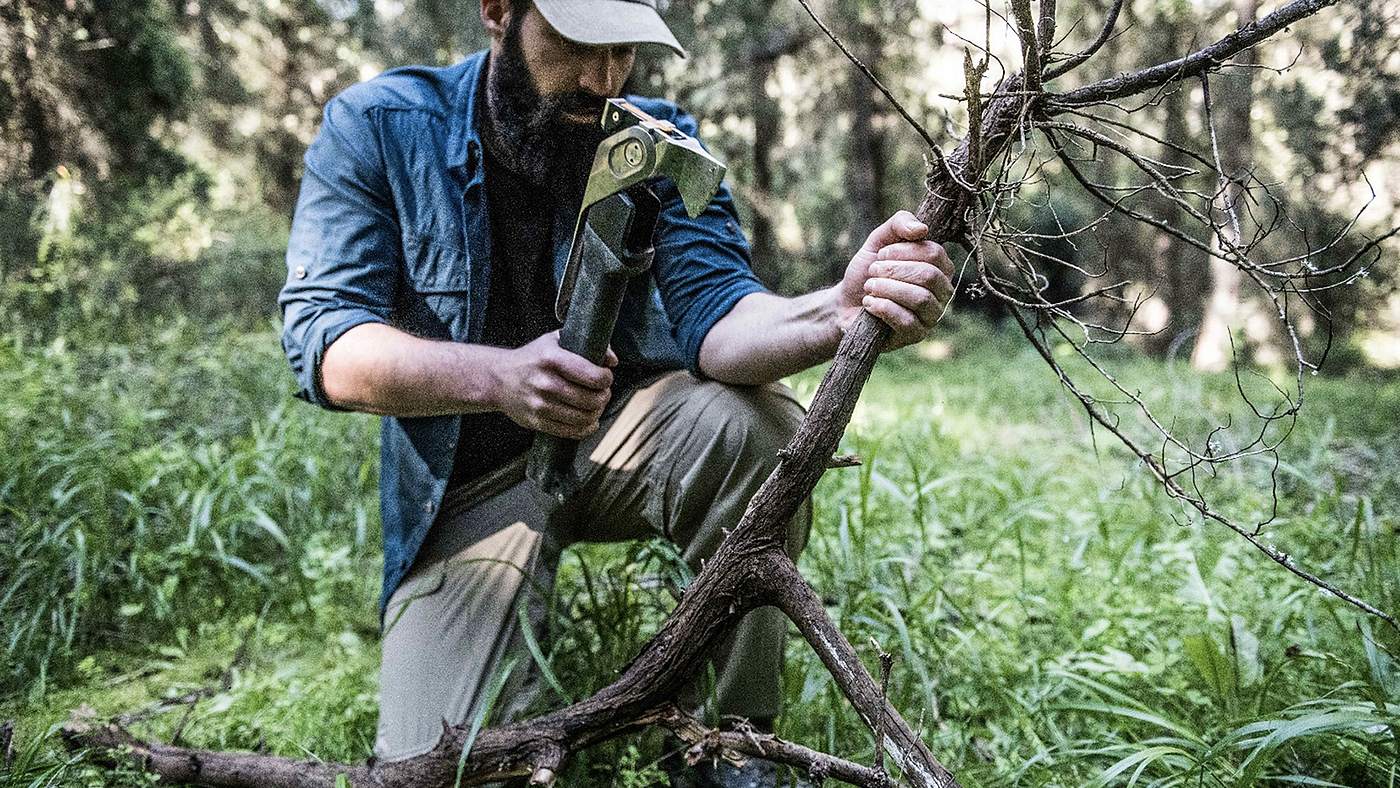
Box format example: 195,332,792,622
3,318,1398,786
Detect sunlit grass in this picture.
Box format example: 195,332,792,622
2,318,1397,786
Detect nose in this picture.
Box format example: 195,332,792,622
577,45,632,96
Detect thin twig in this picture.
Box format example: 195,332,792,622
1043,0,1123,80
1051,0,1339,107
791,0,940,150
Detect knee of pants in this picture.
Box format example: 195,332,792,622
663,381,810,557
684,381,805,474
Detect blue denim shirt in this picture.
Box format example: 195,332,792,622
278,52,765,616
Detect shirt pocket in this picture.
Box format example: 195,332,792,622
397,234,472,340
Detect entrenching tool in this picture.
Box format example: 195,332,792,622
526,98,726,506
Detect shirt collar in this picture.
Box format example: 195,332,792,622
447,51,490,175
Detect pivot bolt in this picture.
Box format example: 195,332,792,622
610,137,648,176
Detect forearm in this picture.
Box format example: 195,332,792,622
321,322,506,417
697,289,846,386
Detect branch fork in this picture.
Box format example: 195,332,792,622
67,2,1392,787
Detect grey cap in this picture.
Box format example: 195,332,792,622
532,0,686,58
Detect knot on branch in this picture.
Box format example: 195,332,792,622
528,742,566,786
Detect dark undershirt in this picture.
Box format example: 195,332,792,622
448,146,562,487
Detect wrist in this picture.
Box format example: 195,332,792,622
454,343,511,414
818,284,851,350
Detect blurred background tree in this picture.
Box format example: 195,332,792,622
1,0,1395,367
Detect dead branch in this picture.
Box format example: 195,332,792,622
663,707,891,787
1043,0,1121,80
1051,0,1339,108
71,0,1390,785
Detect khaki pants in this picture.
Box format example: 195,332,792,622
374,372,810,762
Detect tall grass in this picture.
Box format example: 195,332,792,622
3,319,1398,786
1,321,381,701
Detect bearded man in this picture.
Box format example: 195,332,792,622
279,0,954,784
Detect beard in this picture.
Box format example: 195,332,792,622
483,17,612,206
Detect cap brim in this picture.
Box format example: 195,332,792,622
533,0,686,58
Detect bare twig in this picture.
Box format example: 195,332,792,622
1009,0,1042,94
1008,305,1400,632
1043,0,1123,80
1051,0,1339,107
792,0,940,150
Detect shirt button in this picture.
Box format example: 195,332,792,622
293,265,307,279
423,500,435,514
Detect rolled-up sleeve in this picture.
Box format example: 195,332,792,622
279,95,401,409
648,109,767,375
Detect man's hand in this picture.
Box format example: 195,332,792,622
493,332,616,439
837,210,955,349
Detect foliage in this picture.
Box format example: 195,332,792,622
4,320,1398,786
0,323,380,701
5,0,1396,359
0,170,291,342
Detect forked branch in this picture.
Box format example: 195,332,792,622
72,0,1384,785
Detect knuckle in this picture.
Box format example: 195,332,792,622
536,375,563,398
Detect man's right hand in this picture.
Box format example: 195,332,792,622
492,331,616,439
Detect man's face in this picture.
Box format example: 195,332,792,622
513,8,636,122
485,6,637,194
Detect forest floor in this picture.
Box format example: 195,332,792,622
3,319,1399,787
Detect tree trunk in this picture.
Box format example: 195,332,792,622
1191,0,1258,371
1146,6,1208,357
743,0,783,288
841,17,885,283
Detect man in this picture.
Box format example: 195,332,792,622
279,0,954,783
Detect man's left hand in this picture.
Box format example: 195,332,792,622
836,210,955,350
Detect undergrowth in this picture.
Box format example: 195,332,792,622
2,318,1398,786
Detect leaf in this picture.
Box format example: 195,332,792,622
1090,744,1193,787
1230,615,1263,688
1059,701,1202,743
246,505,290,550
206,692,235,714
454,656,519,788
1237,709,1395,779
1183,632,1236,704
517,605,570,703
